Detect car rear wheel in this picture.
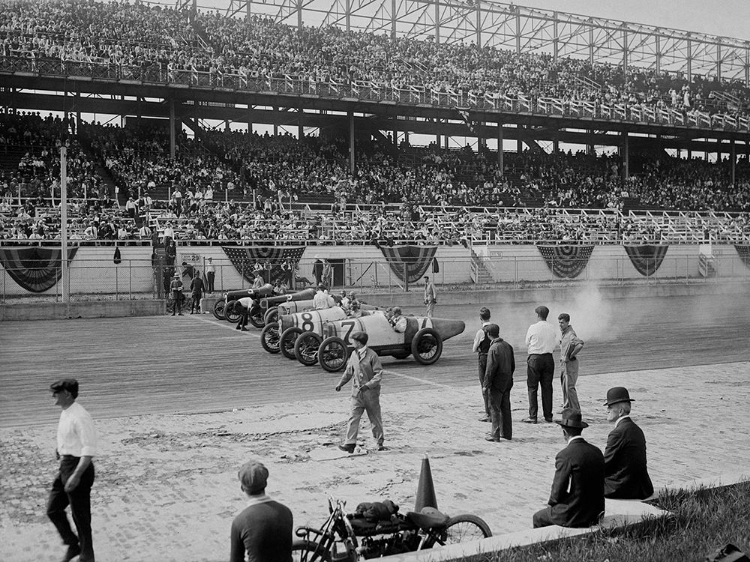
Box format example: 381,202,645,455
248,309,265,329
319,337,349,372
264,307,279,325
225,301,241,323
280,327,303,359
411,328,443,365
391,350,410,360
295,332,322,366
260,322,281,354
212,299,226,320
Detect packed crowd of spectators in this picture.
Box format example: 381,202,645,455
3,109,750,243
2,0,750,117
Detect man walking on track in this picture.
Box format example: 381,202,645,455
423,275,437,317
558,313,584,414
472,307,493,422
47,378,97,562
524,305,558,423
335,331,385,453
483,323,515,442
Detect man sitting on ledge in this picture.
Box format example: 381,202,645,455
532,411,604,529
603,387,654,500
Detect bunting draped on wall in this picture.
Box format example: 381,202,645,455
735,245,750,269
222,246,306,284
378,245,438,284
624,245,669,277
0,246,78,293
537,245,594,278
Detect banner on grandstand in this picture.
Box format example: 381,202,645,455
378,245,438,284
0,246,79,293
624,245,669,277
735,245,750,270
221,246,306,284
537,245,594,279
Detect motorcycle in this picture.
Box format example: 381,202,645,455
292,497,492,561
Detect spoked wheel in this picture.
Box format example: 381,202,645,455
442,514,492,544
318,337,349,372
248,310,265,329
291,539,331,562
264,307,279,325
225,301,241,323
411,328,443,365
212,300,225,320
294,332,322,366
260,322,281,354
280,327,303,360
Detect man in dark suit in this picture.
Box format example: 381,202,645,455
533,411,605,528
603,387,654,499
483,324,515,442
229,460,293,562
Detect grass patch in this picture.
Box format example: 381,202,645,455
461,482,750,562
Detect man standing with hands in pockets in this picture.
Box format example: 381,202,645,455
335,331,385,453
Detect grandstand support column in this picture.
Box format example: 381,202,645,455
587,130,595,155
497,124,504,174
348,112,355,174
274,107,279,136
169,99,176,160
435,0,440,45
731,140,736,186
517,126,523,154
60,147,70,309
621,132,630,180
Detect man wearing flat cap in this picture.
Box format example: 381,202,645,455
47,378,97,562
532,411,604,529
230,460,293,562
603,387,654,499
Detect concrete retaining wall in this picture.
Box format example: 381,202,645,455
0,299,164,321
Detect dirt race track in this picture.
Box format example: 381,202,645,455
2,290,750,562
2,292,750,428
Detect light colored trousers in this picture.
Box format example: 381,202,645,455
345,390,384,446
560,358,580,414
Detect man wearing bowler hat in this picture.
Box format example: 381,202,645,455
47,378,97,562
532,411,604,528
229,459,293,562
603,387,654,499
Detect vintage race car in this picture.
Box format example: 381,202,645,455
260,307,350,357
259,288,316,315
213,284,273,322
294,313,465,372
263,294,355,325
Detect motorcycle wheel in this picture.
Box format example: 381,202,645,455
442,514,492,543
291,539,332,562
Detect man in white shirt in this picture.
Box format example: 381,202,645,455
47,378,97,562
524,305,558,424
313,284,334,310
